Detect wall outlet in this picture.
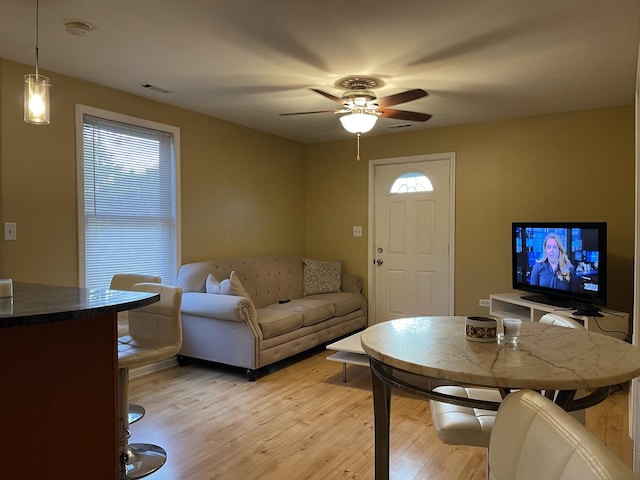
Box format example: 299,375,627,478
479,298,490,307
352,226,363,237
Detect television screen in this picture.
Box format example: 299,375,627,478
512,222,607,311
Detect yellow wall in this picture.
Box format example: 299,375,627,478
306,106,635,315
1,57,635,317
0,59,306,286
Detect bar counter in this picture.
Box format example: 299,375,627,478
0,282,159,480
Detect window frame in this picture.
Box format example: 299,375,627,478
75,104,181,288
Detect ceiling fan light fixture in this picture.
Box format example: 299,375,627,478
339,112,378,134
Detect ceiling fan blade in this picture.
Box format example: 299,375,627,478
377,89,428,107
279,109,338,116
311,88,345,105
379,108,432,122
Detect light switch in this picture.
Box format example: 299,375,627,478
353,226,363,237
4,222,16,241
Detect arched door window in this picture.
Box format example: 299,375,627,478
389,171,434,193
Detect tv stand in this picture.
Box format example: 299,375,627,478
571,309,603,318
489,292,629,341
519,294,603,317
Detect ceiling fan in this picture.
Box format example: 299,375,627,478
279,76,432,130
280,77,431,161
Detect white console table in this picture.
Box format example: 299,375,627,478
489,292,629,341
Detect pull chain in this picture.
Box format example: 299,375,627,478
356,132,361,162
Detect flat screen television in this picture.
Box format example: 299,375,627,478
512,222,607,315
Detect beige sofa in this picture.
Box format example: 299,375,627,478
176,255,367,380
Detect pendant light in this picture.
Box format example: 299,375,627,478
24,0,50,125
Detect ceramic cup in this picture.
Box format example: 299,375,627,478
465,316,497,342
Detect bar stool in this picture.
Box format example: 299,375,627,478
110,273,161,424
110,273,162,337
118,283,182,480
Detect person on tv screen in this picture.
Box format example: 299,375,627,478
529,232,579,292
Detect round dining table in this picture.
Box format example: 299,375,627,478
360,316,640,480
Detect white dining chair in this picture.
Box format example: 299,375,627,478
488,389,635,479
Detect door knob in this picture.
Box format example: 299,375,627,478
376,259,383,266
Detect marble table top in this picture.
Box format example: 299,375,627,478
361,316,640,390
0,282,159,328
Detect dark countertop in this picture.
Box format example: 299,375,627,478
0,281,159,328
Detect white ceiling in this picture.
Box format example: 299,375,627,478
1,0,638,144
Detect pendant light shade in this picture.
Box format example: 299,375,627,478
339,112,378,134
24,0,50,126
24,73,50,125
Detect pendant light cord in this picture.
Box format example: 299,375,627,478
35,0,40,76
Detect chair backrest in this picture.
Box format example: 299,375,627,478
488,390,635,480
539,313,583,329
538,312,587,424
128,283,183,352
110,273,162,291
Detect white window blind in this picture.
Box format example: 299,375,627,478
79,111,179,290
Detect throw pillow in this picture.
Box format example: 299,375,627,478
205,273,223,294
224,271,253,299
223,271,258,320
303,259,342,296
206,272,252,299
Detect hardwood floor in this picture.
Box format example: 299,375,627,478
129,347,632,480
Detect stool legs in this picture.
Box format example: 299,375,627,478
118,367,167,479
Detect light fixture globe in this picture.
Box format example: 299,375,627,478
339,112,378,134
24,73,50,125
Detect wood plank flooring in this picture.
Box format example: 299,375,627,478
129,347,632,480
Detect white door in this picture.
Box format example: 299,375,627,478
370,154,454,324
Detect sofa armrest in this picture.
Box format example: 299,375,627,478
182,292,252,322
341,274,363,293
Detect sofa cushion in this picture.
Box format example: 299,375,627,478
257,306,303,339
303,259,341,296
287,298,336,327
305,292,362,317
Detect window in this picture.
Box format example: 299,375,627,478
76,105,180,289
389,171,434,193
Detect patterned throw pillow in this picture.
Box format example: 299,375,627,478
303,259,342,296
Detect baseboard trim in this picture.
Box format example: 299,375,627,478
129,357,177,379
